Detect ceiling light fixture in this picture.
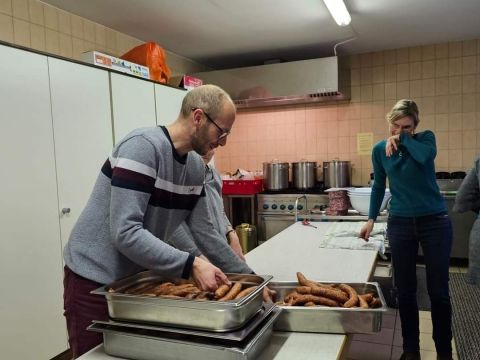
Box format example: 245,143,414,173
323,0,351,26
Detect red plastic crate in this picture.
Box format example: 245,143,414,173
222,179,264,195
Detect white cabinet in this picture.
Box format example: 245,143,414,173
48,58,114,250
0,46,67,359
154,83,186,126
110,73,157,144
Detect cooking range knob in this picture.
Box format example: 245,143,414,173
288,205,294,210
271,204,278,210
263,204,269,210
280,204,286,210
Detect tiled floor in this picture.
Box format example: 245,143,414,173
344,265,467,360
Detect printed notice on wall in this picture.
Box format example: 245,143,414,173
357,132,374,155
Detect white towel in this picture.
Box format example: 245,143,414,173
321,222,387,256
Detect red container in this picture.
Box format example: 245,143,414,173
222,179,264,195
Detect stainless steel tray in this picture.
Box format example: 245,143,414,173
91,302,276,342
88,306,282,360
270,281,387,334
92,271,272,332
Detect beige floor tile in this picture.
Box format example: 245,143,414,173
419,317,433,333
419,350,438,360
419,310,431,320
419,332,436,351
449,266,461,273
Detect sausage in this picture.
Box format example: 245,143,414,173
214,284,231,299
234,286,256,299
310,286,349,304
304,301,316,307
170,286,200,297
284,291,301,304
164,283,196,295
370,297,382,308
359,293,374,304
124,281,160,294
152,282,175,296
218,281,243,301
291,294,339,307
339,284,359,308
296,286,312,294
296,272,319,288
358,294,369,309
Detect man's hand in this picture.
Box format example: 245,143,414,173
228,231,246,261
385,134,400,157
359,220,374,241
191,257,230,291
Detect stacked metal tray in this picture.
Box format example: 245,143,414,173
92,271,273,332
88,303,281,360
269,281,387,334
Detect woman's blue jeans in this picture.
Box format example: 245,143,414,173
387,212,453,356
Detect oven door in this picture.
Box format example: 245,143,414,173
257,214,295,244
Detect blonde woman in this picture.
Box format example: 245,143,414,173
360,99,453,360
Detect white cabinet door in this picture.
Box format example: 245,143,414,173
110,73,157,144
154,84,186,126
0,45,67,359
48,58,113,250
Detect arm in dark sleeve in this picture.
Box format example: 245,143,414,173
454,157,480,213
400,130,436,165
186,195,253,274
368,144,387,220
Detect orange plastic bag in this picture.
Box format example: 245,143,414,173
121,42,171,83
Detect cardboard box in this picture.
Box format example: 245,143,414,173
81,51,150,80
169,75,203,90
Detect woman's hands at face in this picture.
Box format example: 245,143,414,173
385,134,400,157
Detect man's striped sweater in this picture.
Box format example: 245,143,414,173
64,126,252,284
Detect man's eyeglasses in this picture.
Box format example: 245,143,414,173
192,108,230,140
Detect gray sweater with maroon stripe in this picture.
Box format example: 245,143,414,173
64,126,252,284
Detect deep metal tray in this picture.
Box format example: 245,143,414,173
270,281,387,334
91,302,276,342
92,271,272,332
88,306,282,360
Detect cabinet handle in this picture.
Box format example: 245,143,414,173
61,208,71,214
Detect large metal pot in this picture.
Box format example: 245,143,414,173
292,160,317,190
323,160,351,188
263,161,289,191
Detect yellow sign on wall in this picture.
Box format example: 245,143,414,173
357,132,374,155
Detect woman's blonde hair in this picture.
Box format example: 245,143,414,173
386,99,420,126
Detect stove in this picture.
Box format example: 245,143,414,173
257,193,328,214
256,190,329,243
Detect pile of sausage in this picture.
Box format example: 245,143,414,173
277,272,382,308
326,190,350,216
109,279,257,302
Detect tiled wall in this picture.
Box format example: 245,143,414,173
215,39,480,186
0,0,209,75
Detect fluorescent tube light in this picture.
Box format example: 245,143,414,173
323,0,351,26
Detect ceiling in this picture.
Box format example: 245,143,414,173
42,0,480,69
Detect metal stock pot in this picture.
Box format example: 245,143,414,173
323,160,351,188
292,160,317,190
263,161,289,191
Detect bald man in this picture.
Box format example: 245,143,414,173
63,85,253,358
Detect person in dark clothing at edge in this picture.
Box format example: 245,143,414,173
360,99,453,360
63,84,258,358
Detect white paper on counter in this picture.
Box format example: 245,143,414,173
321,221,387,256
